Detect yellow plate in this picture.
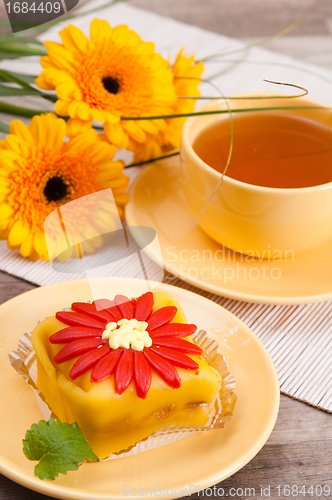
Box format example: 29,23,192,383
126,159,332,305
0,278,279,499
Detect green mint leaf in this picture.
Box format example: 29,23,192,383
23,418,99,481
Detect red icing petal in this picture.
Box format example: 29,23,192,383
56,311,105,329
93,299,123,321
54,338,104,364
143,349,181,389
71,302,113,323
51,294,200,396
153,337,202,355
107,305,124,321
150,346,199,371
147,306,177,331
50,327,103,344
114,295,134,320
134,292,153,321
115,349,134,394
90,348,122,383
69,344,110,379
93,299,113,309
150,323,197,338
131,298,136,317
133,351,151,399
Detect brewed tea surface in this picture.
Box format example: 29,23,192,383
193,113,332,188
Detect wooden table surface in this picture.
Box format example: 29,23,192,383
0,1,332,499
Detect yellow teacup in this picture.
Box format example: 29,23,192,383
180,96,332,258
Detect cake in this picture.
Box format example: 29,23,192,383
31,291,222,457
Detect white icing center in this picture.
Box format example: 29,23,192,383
102,318,152,351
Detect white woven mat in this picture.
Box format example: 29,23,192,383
0,2,331,412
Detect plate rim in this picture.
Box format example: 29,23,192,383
0,278,280,499
126,163,332,305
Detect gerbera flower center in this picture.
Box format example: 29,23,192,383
102,76,121,95
43,175,70,204
102,318,152,351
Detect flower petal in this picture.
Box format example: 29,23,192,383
56,311,106,329
54,338,104,363
54,99,70,116
66,117,92,137
150,323,197,338
66,129,97,153
150,346,199,371
90,348,122,382
20,233,34,258
4,134,22,154
71,302,113,323
91,108,105,123
8,220,30,247
143,348,181,388
67,101,80,118
49,326,103,344
77,102,92,121
69,343,110,379
90,19,112,41
114,349,134,394
147,306,177,331
122,121,146,143
0,203,14,221
93,299,123,321
29,114,47,145
114,294,134,319
35,75,54,90
9,120,34,143
133,351,151,399
104,122,127,148
67,25,89,52
152,337,202,354
0,150,18,171
134,291,153,321
33,231,49,260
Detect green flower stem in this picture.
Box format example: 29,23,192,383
178,94,306,100
0,42,46,56
0,71,38,84
125,151,180,168
0,101,44,118
0,103,328,126
120,105,329,121
0,35,43,45
0,68,34,90
40,94,58,103
0,69,57,103
0,121,9,133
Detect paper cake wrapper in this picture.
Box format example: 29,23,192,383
9,318,237,461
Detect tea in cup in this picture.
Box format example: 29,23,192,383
180,95,332,258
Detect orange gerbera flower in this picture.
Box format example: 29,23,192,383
36,20,177,153
0,113,128,261
133,49,204,162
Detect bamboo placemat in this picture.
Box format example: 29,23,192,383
0,2,331,412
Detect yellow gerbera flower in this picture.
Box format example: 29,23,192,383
0,113,128,261
36,20,177,152
133,49,204,162
165,49,204,147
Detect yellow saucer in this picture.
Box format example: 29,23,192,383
0,278,279,499
126,159,332,305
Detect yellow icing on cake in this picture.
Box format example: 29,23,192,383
31,291,222,457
